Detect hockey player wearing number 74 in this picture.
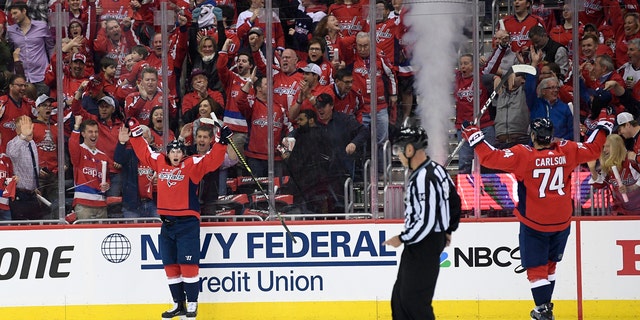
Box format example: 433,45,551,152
461,116,614,320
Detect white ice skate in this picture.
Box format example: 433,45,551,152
185,301,197,320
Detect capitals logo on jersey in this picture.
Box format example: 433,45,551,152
2,120,16,131
158,168,185,187
253,112,284,130
510,26,530,48
354,66,369,77
456,85,474,103
376,24,394,43
340,16,364,34
583,0,602,15
274,82,299,96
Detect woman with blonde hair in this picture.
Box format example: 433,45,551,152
589,134,640,215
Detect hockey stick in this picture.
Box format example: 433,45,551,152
206,113,297,243
611,166,629,203
446,64,537,167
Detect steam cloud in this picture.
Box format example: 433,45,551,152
404,0,470,165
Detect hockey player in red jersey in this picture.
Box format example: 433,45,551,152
127,117,232,320
462,116,614,320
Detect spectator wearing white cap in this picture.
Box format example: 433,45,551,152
617,112,640,171
72,82,125,216
289,62,335,120
32,94,61,219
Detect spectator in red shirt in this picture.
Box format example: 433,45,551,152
0,74,34,142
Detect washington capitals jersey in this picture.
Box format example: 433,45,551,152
130,136,226,218
69,131,113,207
498,14,544,53
474,128,608,232
0,154,13,211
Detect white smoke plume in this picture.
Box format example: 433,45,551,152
404,0,470,165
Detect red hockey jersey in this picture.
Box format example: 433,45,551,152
124,90,178,126
328,3,369,37
217,52,250,133
129,136,227,218
454,71,493,129
237,91,292,161
498,14,544,53
69,130,113,207
0,96,35,142
273,71,303,113
474,129,608,232
0,154,13,211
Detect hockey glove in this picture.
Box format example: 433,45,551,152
589,89,612,120
596,120,614,135
461,122,484,147
126,118,144,137
595,108,615,135
218,126,234,145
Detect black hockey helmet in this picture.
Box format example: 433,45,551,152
167,139,187,154
529,118,554,145
393,126,428,155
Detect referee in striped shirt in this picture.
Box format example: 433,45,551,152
383,126,461,320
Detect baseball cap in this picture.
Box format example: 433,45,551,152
617,112,635,125
248,27,264,37
189,68,207,82
72,52,86,64
315,93,333,108
299,63,322,76
98,95,116,107
35,94,55,107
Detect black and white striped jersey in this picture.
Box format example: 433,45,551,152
399,158,461,245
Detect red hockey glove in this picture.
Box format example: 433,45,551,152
594,108,615,134
461,122,484,147
126,118,143,137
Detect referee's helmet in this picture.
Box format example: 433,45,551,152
394,126,428,155
529,118,554,145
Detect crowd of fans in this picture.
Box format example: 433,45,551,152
0,0,410,221
455,0,640,214
0,0,637,221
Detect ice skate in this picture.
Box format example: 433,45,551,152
161,302,186,320
530,302,554,320
185,301,197,320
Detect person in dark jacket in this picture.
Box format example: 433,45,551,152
310,93,370,212
315,93,369,180
114,125,157,218
284,109,333,213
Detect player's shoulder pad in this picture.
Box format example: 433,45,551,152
558,140,569,147
522,145,534,152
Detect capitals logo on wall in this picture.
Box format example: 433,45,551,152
101,233,132,263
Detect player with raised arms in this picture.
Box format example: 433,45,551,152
125,118,232,320
461,116,614,320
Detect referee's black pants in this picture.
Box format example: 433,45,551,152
391,231,446,320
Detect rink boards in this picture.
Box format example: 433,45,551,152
0,218,639,320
